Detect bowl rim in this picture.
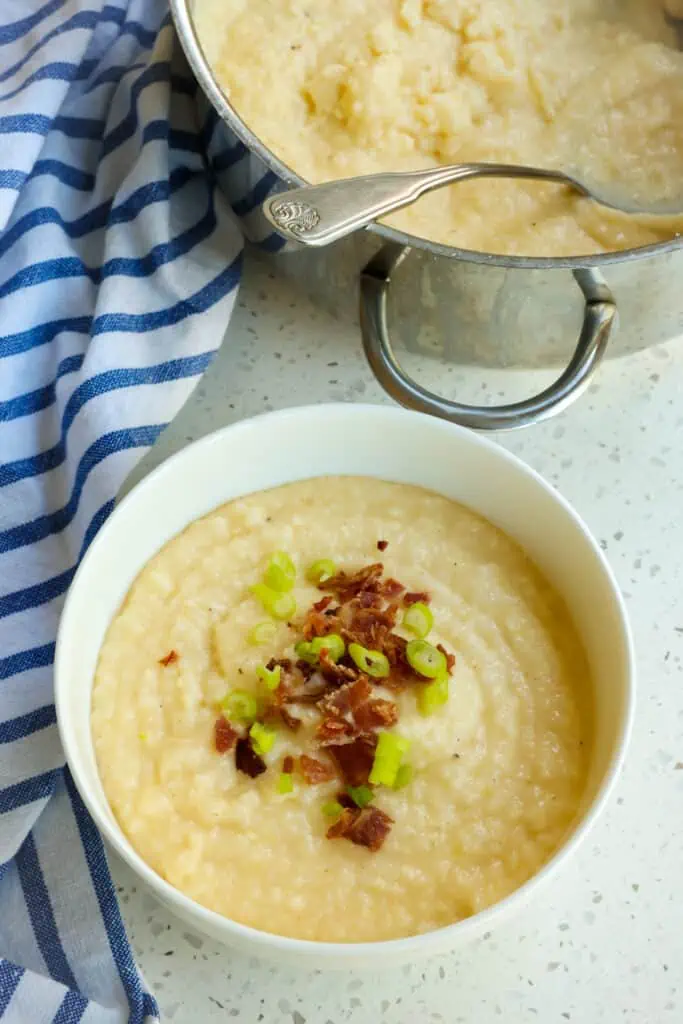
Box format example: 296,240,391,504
55,403,636,956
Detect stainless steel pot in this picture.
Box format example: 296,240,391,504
172,0,683,430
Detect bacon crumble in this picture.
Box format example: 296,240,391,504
278,706,302,731
437,642,456,673
318,677,372,718
300,754,336,784
214,715,238,753
354,698,399,732
325,806,357,840
320,563,384,600
159,649,178,667
341,600,397,650
318,649,359,685
382,578,404,598
403,591,430,606
326,806,393,851
235,737,267,778
377,539,388,551
328,735,378,787
317,716,356,744
382,631,420,687
295,658,316,681
302,609,336,641
317,678,398,739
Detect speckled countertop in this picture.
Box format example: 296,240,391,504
115,249,683,1024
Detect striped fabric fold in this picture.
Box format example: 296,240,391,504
0,1,254,1019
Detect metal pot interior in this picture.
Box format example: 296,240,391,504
173,0,682,273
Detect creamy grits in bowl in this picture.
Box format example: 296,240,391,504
55,405,634,964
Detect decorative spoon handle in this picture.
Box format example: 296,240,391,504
262,163,584,247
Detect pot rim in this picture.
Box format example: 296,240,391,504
172,0,683,271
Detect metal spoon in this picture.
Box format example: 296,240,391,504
262,162,683,248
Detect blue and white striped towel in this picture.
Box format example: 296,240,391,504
0,1,260,1019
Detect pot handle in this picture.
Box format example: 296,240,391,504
359,243,617,431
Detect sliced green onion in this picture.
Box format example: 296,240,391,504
369,731,411,787
307,559,337,585
294,640,317,665
347,784,374,808
251,582,296,621
403,602,434,639
277,772,294,794
264,550,296,592
248,621,277,646
221,690,259,724
418,674,449,716
406,639,447,679
297,634,346,665
249,721,277,757
256,663,281,691
310,633,345,663
348,642,390,679
322,800,344,819
393,763,413,789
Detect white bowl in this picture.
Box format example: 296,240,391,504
55,404,634,967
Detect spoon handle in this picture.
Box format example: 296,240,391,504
262,163,577,247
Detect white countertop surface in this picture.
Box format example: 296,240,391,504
112,248,683,1024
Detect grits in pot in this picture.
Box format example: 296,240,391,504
91,477,590,942
193,0,683,257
